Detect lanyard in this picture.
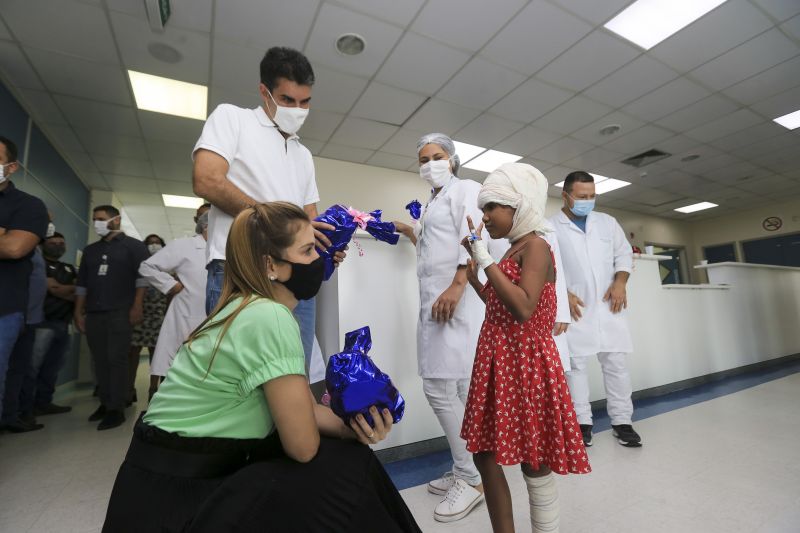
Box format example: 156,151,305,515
419,177,456,241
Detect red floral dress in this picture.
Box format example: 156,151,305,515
461,251,591,474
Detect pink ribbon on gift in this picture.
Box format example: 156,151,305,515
347,207,374,230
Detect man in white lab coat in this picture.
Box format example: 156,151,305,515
139,204,210,400
549,171,642,448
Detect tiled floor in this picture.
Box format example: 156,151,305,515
1,367,798,533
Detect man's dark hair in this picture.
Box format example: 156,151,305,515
46,232,65,240
563,171,595,193
93,205,120,218
259,47,315,91
145,234,166,246
200,202,211,209
0,135,19,163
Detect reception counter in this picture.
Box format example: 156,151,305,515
316,234,800,451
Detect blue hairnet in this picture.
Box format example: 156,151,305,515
416,133,461,174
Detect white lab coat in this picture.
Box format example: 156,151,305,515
415,176,506,379
139,234,208,377
549,210,633,357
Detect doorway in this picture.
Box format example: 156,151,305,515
647,244,689,285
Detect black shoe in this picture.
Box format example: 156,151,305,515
97,410,125,431
580,424,593,447
88,405,107,422
34,403,73,416
2,418,44,433
612,424,642,447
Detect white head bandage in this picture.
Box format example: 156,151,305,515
477,163,553,243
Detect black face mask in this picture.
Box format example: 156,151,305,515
43,243,66,259
278,256,325,301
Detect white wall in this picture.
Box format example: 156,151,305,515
690,198,800,262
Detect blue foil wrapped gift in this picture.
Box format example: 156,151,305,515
314,205,399,281
325,327,405,427
405,200,422,220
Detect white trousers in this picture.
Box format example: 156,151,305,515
566,352,633,426
422,378,481,486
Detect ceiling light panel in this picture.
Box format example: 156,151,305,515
463,150,522,172
129,70,208,120
674,201,718,213
773,109,800,130
452,141,486,163
604,0,728,50
553,174,631,195
162,194,205,209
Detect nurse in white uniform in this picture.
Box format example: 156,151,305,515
549,171,642,448
394,133,501,523
138,204,210,399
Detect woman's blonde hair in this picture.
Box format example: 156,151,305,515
186,201,310,375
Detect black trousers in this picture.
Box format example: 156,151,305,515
0,324,36,425
86,309,132,411
103,422,422,533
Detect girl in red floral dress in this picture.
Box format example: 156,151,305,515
460,163,590,533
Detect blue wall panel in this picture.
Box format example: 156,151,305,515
1,80,90,386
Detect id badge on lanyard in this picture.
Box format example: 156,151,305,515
98,254,109,276
419,181,452,243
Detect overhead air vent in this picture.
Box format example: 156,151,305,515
620,149,671,168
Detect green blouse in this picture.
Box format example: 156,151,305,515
144,297,306,439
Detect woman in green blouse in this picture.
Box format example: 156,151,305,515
103,202,421,532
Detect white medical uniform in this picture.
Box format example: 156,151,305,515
414,175,503,485
139,234,208,377
549,209,635,425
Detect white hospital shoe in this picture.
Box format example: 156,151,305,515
427,471,456,495
434,479,484,523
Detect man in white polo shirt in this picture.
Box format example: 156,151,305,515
192,47,339,367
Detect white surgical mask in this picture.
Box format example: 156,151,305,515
266,90,309,135
147,243,162,255
0,162,12,183
94,216,118,237
419,160,451,189
46,223,56,239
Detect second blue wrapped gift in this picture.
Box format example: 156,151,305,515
314,205,399,280
326,327,405,427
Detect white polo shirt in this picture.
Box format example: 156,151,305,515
193,104,320,263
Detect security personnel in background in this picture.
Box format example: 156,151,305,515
74,205,148,431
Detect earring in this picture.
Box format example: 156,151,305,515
269,275,277,281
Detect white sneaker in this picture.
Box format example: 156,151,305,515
427,471,456,495
434,479,484,523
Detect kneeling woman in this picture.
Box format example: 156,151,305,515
103,202,421,533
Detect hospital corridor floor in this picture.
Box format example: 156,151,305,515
1,364,798,533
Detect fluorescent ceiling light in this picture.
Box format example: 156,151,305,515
463,150,522,173
553,174,631,195
675,202,718,213
595,177,632,194
604,0,728,50
773,109,800,130
128,70,208,120
452,141,486,163
162,194,205,209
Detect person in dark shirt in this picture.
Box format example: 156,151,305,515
19,232,76,419
0,135,48,427
1,246,48,433
74,205,149,430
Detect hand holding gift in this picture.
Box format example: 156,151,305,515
325,326,405,428
314,205,400,280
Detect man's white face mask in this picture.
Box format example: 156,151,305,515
266,90,309,135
